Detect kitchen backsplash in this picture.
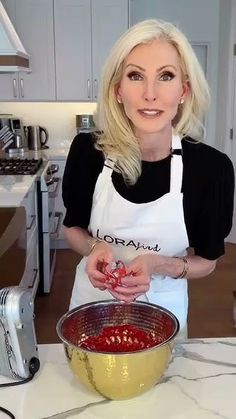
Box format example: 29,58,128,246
0,103,97,148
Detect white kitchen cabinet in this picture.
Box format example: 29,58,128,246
0,0,56,101
22,181,37,246
20,222,39,299
20,182,39,298
54,0,128,101
52,159,68,248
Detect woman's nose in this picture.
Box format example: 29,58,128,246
143,80,157,102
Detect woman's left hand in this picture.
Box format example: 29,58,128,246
109,254,156,302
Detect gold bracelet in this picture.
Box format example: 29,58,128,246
88,237,102,255
174,257,189,279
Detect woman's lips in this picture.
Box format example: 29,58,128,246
138,109,163,118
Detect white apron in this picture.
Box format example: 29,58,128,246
70,135,189,330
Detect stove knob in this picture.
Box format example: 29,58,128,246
47,164,59,175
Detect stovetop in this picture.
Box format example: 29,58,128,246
0,158,43,175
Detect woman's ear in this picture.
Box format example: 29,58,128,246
115,84,122,103
181,80,190,101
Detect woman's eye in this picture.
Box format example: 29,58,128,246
127,71,143,81
159,72,175,81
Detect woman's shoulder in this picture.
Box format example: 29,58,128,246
182,136,234,177
68,132,104,169
70,132,101,155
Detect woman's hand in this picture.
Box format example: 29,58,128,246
85,241,114,290
109,254,156,302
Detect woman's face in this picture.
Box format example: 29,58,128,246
117,39,189,140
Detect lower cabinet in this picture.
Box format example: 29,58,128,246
20,182,39,298
20,223,39,299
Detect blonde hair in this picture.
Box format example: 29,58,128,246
95,19,210,185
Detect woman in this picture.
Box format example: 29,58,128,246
62,19,234,332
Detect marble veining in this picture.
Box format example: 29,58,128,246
40,400,111,419
0,339,235,419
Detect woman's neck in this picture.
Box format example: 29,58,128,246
138,131,172,162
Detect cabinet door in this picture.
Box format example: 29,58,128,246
54,0,92,101
91,0,128,100
0,0,18,100
0,74,19,100
20,224,39,298
15,0,56,100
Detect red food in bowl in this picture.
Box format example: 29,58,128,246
62,312,175,353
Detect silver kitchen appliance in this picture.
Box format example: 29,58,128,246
0,286,40,379
76,114,96,133
26,125,49,150
0,116,28,155
0,158,43,175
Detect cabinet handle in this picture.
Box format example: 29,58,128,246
30,268,38,287
13,78,17,97
27,215,36,230
94,79,98,99
87,79,91,99
51,211,63,239
29,268,39,299
20,78,24,98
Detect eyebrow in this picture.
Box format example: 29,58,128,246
125,64,177,72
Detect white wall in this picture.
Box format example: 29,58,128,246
225,0,236,244
215,0,232,151
0,102,97,147
130,0,221,147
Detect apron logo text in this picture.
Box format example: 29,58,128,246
96,229,161,252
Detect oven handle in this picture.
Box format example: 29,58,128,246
48,177,61,199
51,211,63,239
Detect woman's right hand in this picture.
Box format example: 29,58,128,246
85,241,114,290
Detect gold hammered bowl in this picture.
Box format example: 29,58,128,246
56,300,179,400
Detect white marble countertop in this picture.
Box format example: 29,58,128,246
0,338,235,419
0,147,69,207
0,173,36,207
29,147,70,161
42,147,70,160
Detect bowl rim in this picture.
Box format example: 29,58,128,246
56,299,180,355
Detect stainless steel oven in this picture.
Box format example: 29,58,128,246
37,163,63,293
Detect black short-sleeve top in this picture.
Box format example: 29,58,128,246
62,133,235,261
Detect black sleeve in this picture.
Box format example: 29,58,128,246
188,147,235,260
62,132,104,228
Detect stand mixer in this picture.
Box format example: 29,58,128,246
0,286,40,380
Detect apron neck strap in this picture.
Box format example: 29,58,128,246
103,135,183,193
103,157,115,177
170,135,183,194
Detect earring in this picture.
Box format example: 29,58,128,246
179,98,184,104
117,97,122,103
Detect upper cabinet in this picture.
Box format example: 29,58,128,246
0,0,56,101
54,0,128,101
